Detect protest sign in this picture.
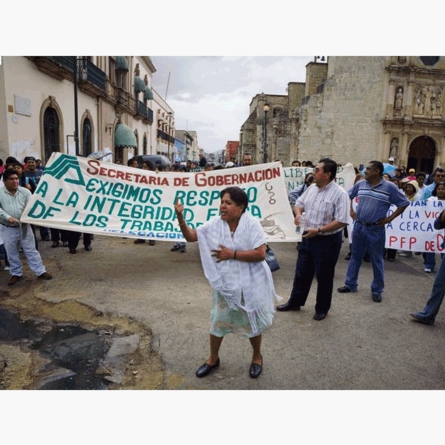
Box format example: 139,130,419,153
348,198,445,253
385,199,445,252
20,153,298,243
283,162,356,193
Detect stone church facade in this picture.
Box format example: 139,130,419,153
240,56,445,173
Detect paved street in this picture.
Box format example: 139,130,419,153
1,233,444,390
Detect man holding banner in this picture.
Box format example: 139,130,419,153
277,158,349,321
338,160,409,302
0,169,52,285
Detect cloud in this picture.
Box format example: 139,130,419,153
151,56,313,153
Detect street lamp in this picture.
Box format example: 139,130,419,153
74,57,80,156
167,112,173,161
262,103,270,164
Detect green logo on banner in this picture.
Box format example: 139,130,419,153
42,154,85,186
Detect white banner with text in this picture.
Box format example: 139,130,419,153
20,153,299,242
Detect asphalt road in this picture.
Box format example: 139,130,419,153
7,233,443,391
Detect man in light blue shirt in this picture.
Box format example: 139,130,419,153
0,169,52,285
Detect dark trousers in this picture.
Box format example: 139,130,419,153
386,248,397,261
50,228,69,243
289,231,343,314
40,226,50,239
67,231,92,250
30,225,39,250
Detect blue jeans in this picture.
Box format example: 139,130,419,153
1,224,47,277
345,223,385,295
414,254,445,323
289,231,343,314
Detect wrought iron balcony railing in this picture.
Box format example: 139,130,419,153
157,129,175,144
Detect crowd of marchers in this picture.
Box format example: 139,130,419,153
1,152,444,381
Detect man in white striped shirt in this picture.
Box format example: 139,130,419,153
277,158,350,321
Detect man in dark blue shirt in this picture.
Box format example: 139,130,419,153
338,160,409,302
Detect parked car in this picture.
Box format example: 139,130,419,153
131,155,171,171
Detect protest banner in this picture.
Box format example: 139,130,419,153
20,153,298,243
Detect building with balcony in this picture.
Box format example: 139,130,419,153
175,130,200,162
0,56,175,166
152,88,175,162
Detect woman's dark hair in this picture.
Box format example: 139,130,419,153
12,161,23,169
142,160,156,172
305,172,314,183
432,181,445,197
220,186,248,213
319,157,338,181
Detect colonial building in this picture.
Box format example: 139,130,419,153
240,56,445,173
0,56,176,165
225,141,239,163
175,129,200,162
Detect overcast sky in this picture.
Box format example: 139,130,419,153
151,56,314,154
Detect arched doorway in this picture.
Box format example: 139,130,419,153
43,107,60,163
82,117,92,157
407,136,436,174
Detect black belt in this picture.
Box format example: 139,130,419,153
0,223,19,228
357,220,380,226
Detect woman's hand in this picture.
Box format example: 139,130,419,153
175,198,198,242
174,198,184,216
211,244,234,262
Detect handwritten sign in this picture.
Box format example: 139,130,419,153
283,162,356,196
348,198,445,253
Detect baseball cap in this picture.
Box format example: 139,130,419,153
388,157,395,161
225,161,235,168
409,168,415,173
